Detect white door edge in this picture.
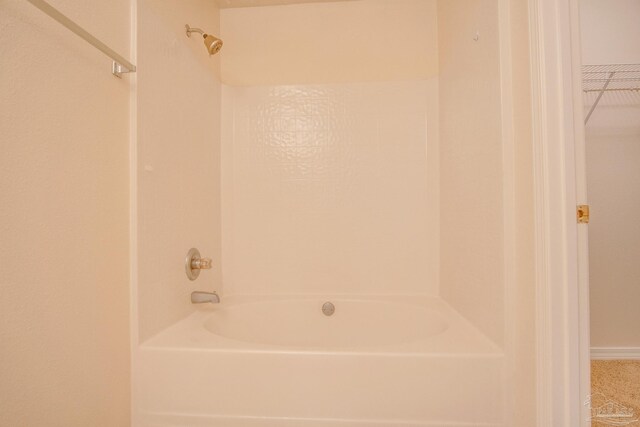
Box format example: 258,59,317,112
528,0,591,426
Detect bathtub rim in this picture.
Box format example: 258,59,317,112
140,294,503,357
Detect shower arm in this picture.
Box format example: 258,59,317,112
185,25,206,37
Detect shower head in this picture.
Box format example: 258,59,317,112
203,34,223,56
185,24,223,56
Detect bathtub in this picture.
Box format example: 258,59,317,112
136,296,504,427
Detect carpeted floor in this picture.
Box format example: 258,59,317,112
591,360,640,426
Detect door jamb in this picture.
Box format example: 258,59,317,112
529,0,590,425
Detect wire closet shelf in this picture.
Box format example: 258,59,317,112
582,63,640,124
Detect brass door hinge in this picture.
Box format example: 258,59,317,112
577,205,590,224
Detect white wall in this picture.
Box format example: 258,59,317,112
0,0,131,425
222,81,439,295
587,132,640,347
581,0,640,133
220,0,438,86
580,0,640,66
437,0,505,346
580,0,640,347
136,0,222,343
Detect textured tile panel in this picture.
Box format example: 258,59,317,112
222,80,439,295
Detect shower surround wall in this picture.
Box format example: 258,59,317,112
136,0,222,343
222,81,439,295
438,0,505,346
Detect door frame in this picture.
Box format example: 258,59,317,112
529,0,591,425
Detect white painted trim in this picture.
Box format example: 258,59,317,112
529,0,589,425
567,0,593,425
591,348,640,360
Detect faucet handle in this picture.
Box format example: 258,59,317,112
192,257,212,270
185,248,212,281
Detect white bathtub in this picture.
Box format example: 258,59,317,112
136,296,504,427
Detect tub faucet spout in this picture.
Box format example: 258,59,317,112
191,291,220,304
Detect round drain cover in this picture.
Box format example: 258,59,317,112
322,301,335,316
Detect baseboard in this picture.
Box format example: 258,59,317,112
591,347,640,360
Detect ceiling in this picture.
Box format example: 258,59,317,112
217,0,357,8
